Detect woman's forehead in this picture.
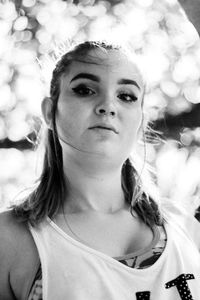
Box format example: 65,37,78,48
64,49,144,85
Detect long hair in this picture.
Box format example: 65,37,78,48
13,41,164,227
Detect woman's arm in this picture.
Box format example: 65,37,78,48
178,0,200,35
0,211,19,299
0,210,40,300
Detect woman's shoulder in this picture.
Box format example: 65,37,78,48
0,209,31,253
161,199,200,249
0,209,24,257
161,198,196,221
0,209,40,300
0,208,24,228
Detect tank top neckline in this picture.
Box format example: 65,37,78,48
47,216,160,259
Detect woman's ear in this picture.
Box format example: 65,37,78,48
41,97,53,130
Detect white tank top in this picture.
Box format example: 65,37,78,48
29,211,200,300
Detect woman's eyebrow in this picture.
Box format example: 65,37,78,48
70,73,100,83
70,73,141,90
117,79,141,90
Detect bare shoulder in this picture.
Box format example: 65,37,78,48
0,209,25,237
0,209,39,300
0,209,30,257
0,210,22,270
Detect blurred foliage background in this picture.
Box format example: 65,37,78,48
0,0,200,217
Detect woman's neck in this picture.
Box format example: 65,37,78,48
62,159,126,214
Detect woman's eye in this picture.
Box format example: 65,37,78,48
72,85,95,96
118,92,138,103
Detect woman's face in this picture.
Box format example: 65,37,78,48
55,49,144,163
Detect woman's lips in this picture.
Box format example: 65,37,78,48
89,124,118,134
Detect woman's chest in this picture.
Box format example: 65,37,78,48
55,211,154,257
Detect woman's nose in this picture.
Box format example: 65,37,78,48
95,97,117,117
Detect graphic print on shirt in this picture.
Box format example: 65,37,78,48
136,291,150,299
165,273,195,300
135,273,195,300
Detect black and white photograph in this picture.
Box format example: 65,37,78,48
0,0,200,299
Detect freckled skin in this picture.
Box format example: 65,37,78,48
55,49,144,165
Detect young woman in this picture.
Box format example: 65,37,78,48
1,3,200,299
